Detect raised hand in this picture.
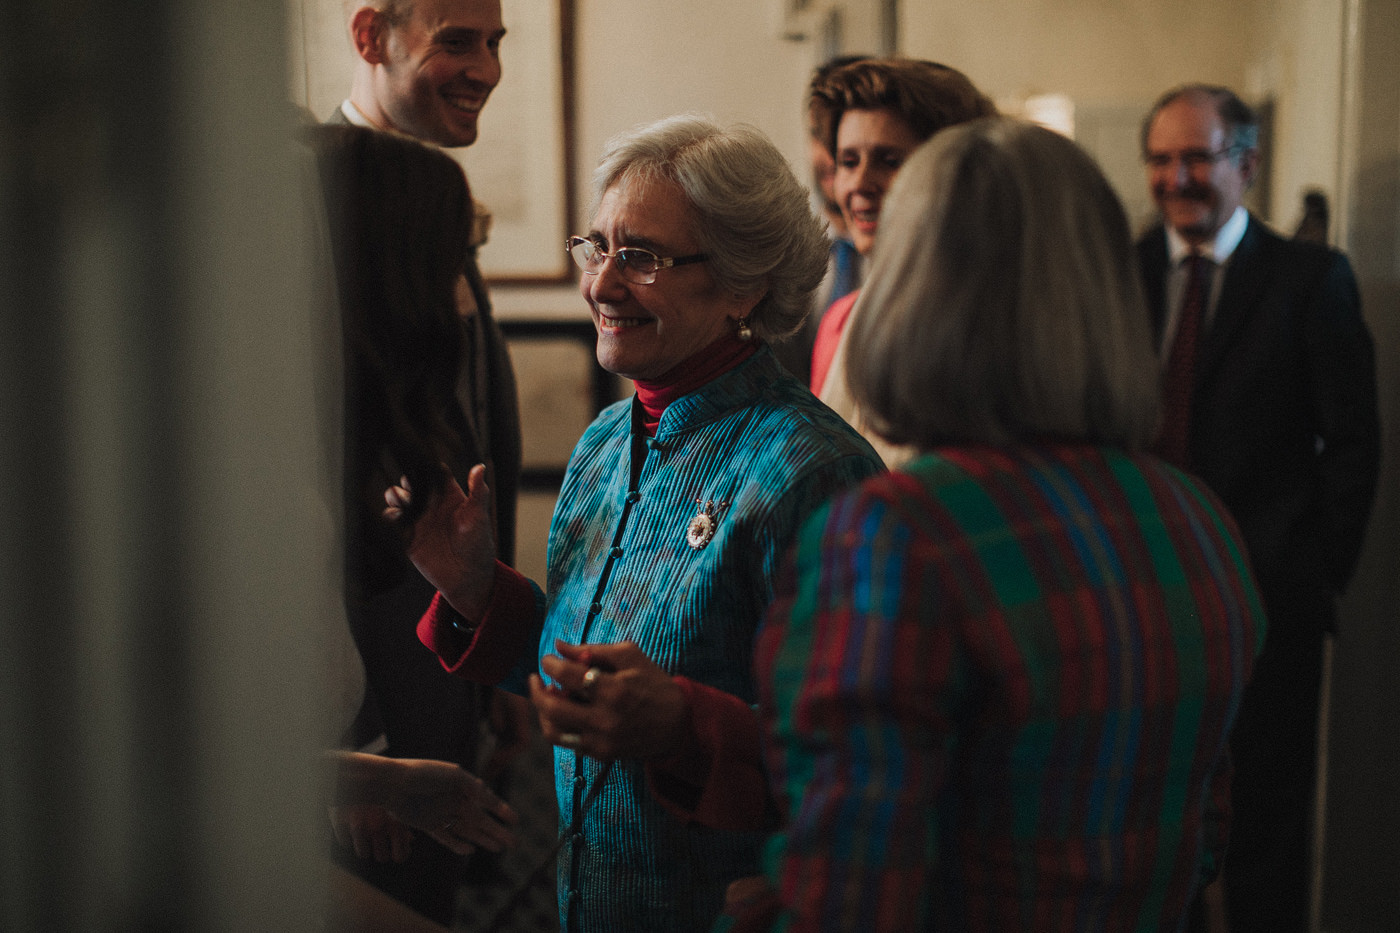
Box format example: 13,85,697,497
384,463,497,619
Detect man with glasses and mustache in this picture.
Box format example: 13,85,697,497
326,0,524,925
1137,83,1380,933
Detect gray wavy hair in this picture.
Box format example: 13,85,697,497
590,114,829,341
847,117,1161,451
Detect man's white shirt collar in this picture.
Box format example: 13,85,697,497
1166,206,1248,267
340,99,376,129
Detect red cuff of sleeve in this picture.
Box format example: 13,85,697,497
416,561,538,683
646,677,776,831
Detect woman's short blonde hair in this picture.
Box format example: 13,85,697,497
590,114,829,341
846,117,1160,451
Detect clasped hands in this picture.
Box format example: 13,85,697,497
384,468,691,762
531,640,689,761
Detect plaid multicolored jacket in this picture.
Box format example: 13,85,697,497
754,444,1264,932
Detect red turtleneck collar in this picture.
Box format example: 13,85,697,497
633,334,757,436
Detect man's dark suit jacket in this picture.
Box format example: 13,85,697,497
1137,215,1380,643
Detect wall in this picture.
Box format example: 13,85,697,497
900,0,1262,103
299,0,1340,280
571,0,813,230
1247,0,1349,235
896,0,1353,230
896,1,1358,242
1320,4,1400,928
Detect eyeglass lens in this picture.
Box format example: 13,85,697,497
568,238,660,283
1146,148,1234,171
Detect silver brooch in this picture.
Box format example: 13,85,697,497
686,498,726,549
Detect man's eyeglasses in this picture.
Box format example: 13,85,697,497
567,236,708,285
1144,146,1243,173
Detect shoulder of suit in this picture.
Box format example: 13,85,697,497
1243,212,1345,267
1135,224,1168,253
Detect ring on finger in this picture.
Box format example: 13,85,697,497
580,666,603,699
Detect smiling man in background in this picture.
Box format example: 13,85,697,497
342,0,502,147
1137,83,1380,933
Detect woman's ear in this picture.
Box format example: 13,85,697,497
725,290,764,321
726,292,765,341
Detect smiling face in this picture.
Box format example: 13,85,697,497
1145,94,1256,246
834,107,924,256
580,174,755,381
373,0,504,148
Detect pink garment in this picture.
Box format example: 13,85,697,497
808,290,859,395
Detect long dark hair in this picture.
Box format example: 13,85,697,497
309,124,469,593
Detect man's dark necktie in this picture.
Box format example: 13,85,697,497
1154,252,1208,468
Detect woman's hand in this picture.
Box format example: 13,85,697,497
529,641,690,761
384,463,497,620
328,752,518,858
383,757,519,856
329,803,415,863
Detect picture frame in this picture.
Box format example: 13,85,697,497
501,319,622,482
500,317,622,582
461,0,576,283
772,0,897,55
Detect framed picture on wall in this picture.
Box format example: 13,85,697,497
502,320,622,482
772,0,896,54
500,317,623,584
456,0,575,283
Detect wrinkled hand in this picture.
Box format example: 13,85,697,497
329,803,415,863
384,464,497,619
384,757,518,856
530,641,690,761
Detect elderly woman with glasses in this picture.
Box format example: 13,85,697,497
386,114,883,932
